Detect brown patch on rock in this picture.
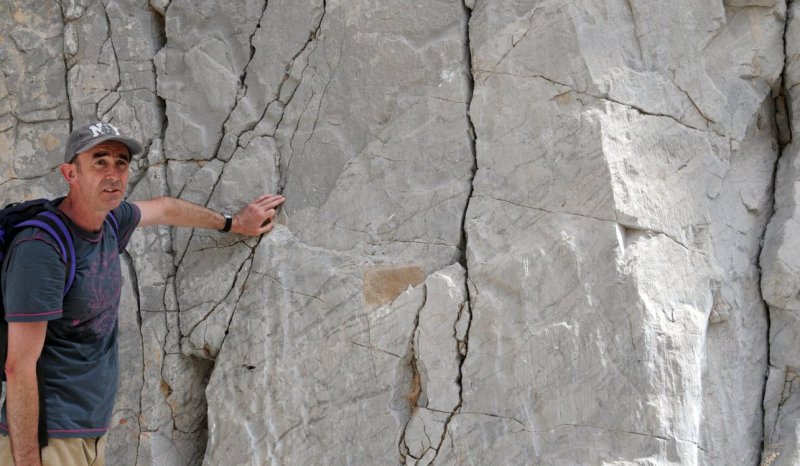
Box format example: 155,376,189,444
553,90,572,105
363,265,425,309
159,379,173,398
43,132,60,151
407,355,421,412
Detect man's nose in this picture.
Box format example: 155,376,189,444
105,168,120,181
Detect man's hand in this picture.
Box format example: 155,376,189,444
232,194,285,237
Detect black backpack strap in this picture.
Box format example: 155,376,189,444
36,361,48,451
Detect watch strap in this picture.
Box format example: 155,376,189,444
219,214,233,233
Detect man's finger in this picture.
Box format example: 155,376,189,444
255,194,283,206
259,201,284,212
260,210,276,227
263,199,283,210
252,193,273,204
258,222,275,235
258,193,281,201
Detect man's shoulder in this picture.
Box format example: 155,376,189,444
10,226,61,247
110,200,141,248
7,226,64,261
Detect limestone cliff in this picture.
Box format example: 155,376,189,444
0,0,796,464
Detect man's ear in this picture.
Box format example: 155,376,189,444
60,163,77,183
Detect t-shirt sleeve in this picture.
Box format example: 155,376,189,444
2,231,67,322
111,201,141,251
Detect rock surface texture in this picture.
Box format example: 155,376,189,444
0,0,795,465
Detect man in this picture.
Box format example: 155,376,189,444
0,121,284,465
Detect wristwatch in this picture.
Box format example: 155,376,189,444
219,213,233,233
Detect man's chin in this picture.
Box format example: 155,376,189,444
102,193,124,210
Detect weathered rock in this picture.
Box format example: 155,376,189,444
203,228,468,465
459,1,780,464
0,0,797,465
154,0,265,161
277,0,472,256
0,0,68,123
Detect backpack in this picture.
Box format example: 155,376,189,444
0,197,119,449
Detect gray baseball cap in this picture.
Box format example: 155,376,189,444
64,121,144,163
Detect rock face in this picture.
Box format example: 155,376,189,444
460,2,783,465
0,0,795,465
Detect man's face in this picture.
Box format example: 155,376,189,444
69,140,131,212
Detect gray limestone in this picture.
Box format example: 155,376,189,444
461,1,780,463
760,2,800,465
0,0,798,465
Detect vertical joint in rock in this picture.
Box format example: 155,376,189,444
120,250,146,463
759,3,793,462
456,0,476,408
151,0,169,164
428,296,472,464
397,284,428,463
774,2,794,149
276,0,327,195
122,251,143,327
458,0,477,268
57,2,74,127
422,4,478,462
408,284,427,412
234,0,270,99
212,257,255,360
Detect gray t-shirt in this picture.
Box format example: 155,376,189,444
0,200,140,438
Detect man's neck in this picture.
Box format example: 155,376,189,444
58,195,108,233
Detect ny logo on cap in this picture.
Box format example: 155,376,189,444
88,122,121,138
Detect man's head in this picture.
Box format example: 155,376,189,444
61,122,143,214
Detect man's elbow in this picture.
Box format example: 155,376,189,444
4,357,37,382
136,195,174,226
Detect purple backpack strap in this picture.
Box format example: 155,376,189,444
105,211,119,240
10,209,118,297
15,212,76,296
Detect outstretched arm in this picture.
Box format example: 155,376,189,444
133,194,285,237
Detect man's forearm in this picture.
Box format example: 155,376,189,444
6,368,42,466
6,322,47,466
134,194,284,237
135,196,226,230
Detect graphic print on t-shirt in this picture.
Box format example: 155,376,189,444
72,249,122,340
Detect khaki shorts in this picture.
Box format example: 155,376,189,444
0,434,107,466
